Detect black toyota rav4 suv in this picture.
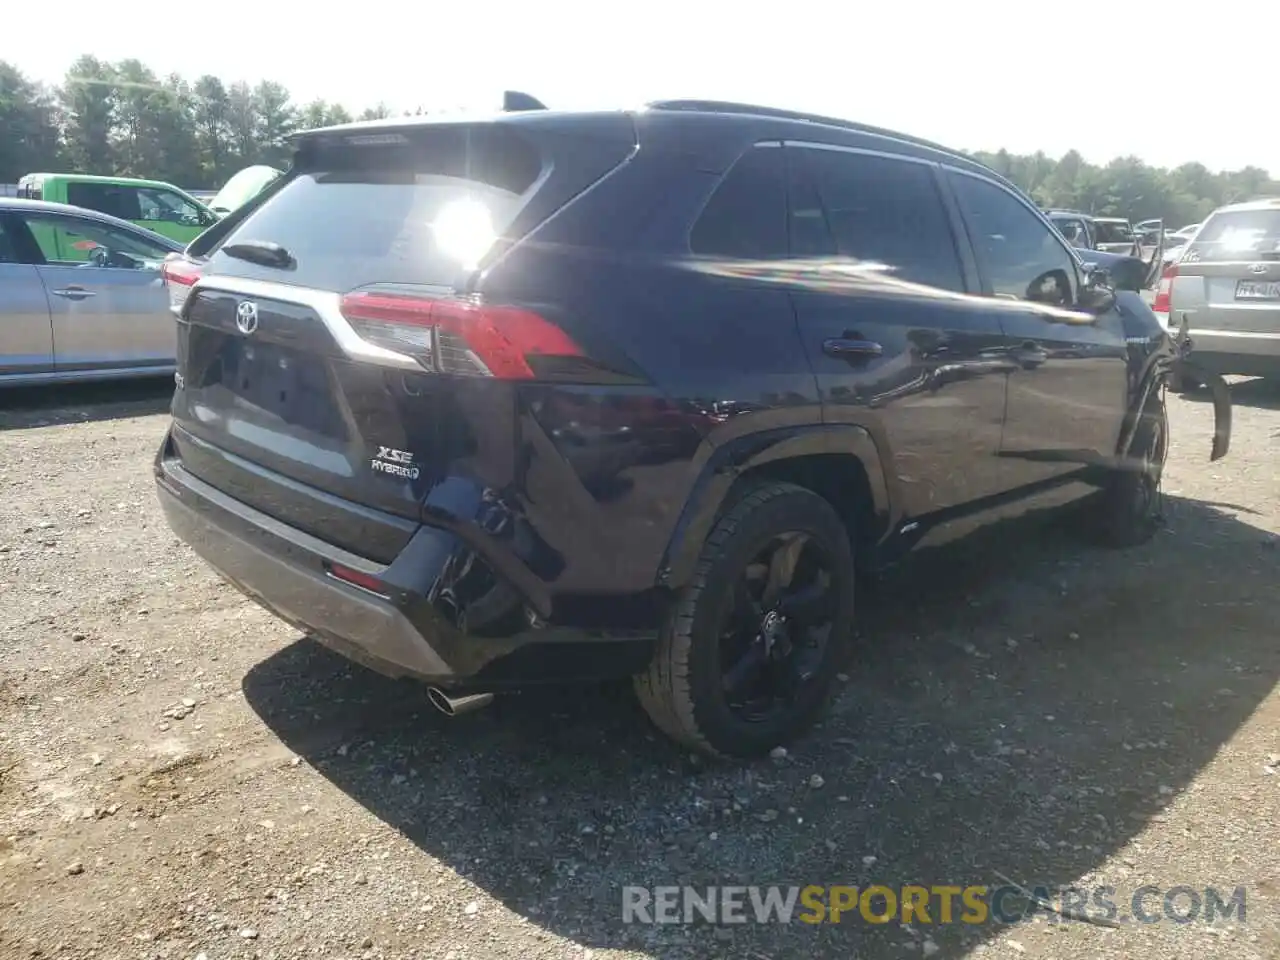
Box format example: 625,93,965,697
155,99,1217,759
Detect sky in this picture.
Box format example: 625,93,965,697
4,0,1273,175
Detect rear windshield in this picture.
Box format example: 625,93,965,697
1094,221,1133,243
1184,209,1280,262
210,126,544,291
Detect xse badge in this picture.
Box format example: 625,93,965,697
371,445,420,480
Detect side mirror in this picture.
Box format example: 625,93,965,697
1077,269,1116,314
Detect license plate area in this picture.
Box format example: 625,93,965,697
207,335,346,439
1234,279,1280,301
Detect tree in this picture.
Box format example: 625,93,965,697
0,62,63,180
192,75,231,185
225,81,258,167
60,56,117,173
4,53,1277,215
254,81,296,166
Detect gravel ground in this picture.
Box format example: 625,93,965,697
2,377,1278,960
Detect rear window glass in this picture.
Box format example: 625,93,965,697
1094,221,1133,243
1184,209,1280,262
211,126,544,291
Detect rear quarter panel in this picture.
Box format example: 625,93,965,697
478,147,823,596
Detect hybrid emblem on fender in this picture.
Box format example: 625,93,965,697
371,445,420,479
235,300,260,335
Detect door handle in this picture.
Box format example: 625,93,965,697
51,287,96,301
822,338,883,360
1011,340,1049,368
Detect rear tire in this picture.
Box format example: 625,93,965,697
1093,392,1168,548
634,481,856,760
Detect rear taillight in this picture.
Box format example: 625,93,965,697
161,256,202,316
338,291,583,379
1152,263,1177,317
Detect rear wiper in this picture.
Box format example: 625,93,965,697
221,240,296,270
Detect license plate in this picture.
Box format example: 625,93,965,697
1235,280,1280,300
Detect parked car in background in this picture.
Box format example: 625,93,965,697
16,173,219,246
1092,217,1141,255
1155,198,1280,387
208,165,283,217
0,198,183,385
154,99,1202,759
1046,211,1141,257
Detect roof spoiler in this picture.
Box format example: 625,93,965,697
503,91,547,112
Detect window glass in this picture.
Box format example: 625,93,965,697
1184,209,1280,262
137,187,201,225
689,146,787,260
23,213,172,268
1095,221,1133,243
795,148,965,292
66,182,143,221
950,172,1078,307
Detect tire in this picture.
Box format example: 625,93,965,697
634,481,856,759
1093,392,1168,548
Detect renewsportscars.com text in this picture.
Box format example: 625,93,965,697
622,884,1247,926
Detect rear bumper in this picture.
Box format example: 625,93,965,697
154,434,655,687
1182,329,1280,377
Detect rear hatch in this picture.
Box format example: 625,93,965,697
1171,206,1280,333
169,116,637,563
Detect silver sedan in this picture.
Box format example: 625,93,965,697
0,198,184,386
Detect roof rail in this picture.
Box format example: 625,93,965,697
644,99,958,156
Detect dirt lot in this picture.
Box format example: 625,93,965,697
2,378,1279,960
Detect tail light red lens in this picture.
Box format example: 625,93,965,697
161,256,203,316
1152,263,1177,317
338,291,584,379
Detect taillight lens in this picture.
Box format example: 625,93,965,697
338,291,583,379
1151,263,1177,319
161,256,202,316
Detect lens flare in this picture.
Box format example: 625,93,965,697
431,197,496,269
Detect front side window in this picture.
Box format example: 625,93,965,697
23,213,172,269
950,172,1078,307
137,187,204,226
791,147,966,292
689,146,787,260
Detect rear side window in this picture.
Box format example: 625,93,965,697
1184,209,1280,263
689,146,787,259
792,148,965,292
212,125,546,291
66,182,142,221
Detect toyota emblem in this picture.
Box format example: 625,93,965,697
235,300,259,335
1248,263,1268,275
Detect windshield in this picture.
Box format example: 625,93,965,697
210,166,283,215
1183,209,1280,262
1094,221,1133,243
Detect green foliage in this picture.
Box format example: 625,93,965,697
0,58,386,187
970,149,1280,228
3,54,1277,214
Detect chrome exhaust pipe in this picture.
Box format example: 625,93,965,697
426,687,494,717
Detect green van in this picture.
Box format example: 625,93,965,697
16,173,219,246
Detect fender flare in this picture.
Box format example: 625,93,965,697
655,423,895,590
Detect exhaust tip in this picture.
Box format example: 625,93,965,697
427,687,493,717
